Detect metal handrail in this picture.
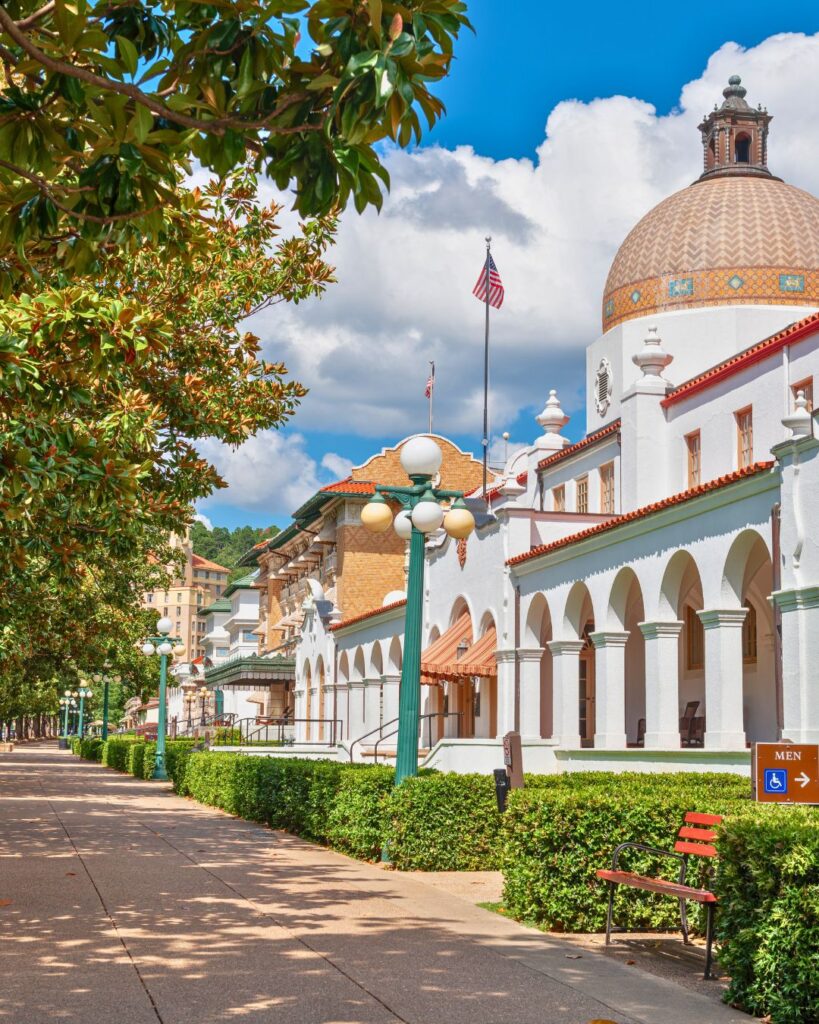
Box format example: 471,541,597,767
209,716,344,747
348,717,399,763
174,712,237,738
372,712,462,763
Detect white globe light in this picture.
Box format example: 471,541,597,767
393,509,413,540
444,504,476,540
141,642,156,656
157,641,174,656
411,497,445,534
92,673,102,683
400,436,443,478
156,616,173,635
360,497,393,533
64,689,71,697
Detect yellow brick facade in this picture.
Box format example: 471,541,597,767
336,522,407,621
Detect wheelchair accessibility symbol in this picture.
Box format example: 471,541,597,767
764,769,788,794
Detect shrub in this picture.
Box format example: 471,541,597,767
714,807,819,1023
127,742,146,778
387,772,505,870
102,736,138,771
326,766,394,860
502,772,751,933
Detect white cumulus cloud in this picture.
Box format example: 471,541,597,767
247,32,819,441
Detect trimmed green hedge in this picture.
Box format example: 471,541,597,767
72,735,195,787
102,736,140,771
502,772,751,933
715,807,819,1023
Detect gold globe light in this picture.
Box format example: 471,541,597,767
361,492,393,533
173,643,186,659
443,499,476,540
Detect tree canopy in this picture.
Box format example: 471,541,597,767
191,521,278,579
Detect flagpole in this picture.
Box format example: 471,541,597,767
482,237,491,501
428,361,434,434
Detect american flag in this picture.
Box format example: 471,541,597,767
425,363,435,398
472,252,504,309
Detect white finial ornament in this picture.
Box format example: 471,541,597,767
632,326,673,381
782,390,813,440
534,390,569,450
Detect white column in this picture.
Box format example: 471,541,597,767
698,609,747,750
347,681,365,743
639,621,683,749
333,684,349,744
363,678,382,734
773,587,819,743
381,674,400,727
589,631,629,749
518,648,545,740
495,649,517,736
547,640,584,748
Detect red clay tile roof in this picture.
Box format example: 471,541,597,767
537,420,621,471
330,599,407,632
508,461,774,567
320,478,377,495
191,554,229,572
662,310,819,408
484,471,528,503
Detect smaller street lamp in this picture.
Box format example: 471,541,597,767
59,692,74,740
77,684,93,738
183,691,195,731
93,666,122,741
199,686,209,726
140,617,183,781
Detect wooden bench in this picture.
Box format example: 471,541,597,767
596,811,722,979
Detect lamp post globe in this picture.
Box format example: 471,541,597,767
141,642,156,656
361,493,393,533
399,435,442,478
393,509,413,540
443,499,476,540
157,641,173,656
156,616,173,636
411,493,445,533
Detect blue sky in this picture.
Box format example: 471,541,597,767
197,3,819,532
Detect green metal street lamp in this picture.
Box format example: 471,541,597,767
59,692,76,740
77,684,93,738
92,667,122,741
361,436,475,785
141,617,184,781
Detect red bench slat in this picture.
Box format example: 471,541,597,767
685,811,723,826
678,825,718,841
596,869,717,903
674,839,717,857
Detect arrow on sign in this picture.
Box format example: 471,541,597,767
797,772,811,788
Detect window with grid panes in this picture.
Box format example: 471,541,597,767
686,431,701,487
576,475,589,514
600,462,615,513
736,407,753,469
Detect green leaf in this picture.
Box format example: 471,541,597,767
115,36,139,78
131,104,153,144
367,0,383,40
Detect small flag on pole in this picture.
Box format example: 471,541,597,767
425,363,435,398
472,253,505,309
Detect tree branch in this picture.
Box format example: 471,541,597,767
15,1,54,30
0,6,321,141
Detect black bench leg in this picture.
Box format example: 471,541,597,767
704,903,715,980
605,882,615,946
679,897,690,945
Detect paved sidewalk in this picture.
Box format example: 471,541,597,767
0,745,753,1024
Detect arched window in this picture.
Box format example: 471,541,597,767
742,600,757,663
735,134,751,164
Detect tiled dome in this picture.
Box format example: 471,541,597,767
602,176,819,331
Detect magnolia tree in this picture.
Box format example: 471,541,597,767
0,0,472,715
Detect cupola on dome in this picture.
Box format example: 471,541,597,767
602,77,819,331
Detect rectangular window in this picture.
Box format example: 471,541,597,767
146,594,153,603
176,606,181,616
176,593,182,602
242,630,256,642
792,377,814,412
163,606,168,617
742,601,758,663
736,407,753,469
576,475,589,514
685,605,704,670
216,647,229,657
686,431,701,488
600,462,615,514
552,484,565,512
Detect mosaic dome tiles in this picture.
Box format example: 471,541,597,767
602,176,819,330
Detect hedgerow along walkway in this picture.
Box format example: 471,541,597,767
0,745,754,1024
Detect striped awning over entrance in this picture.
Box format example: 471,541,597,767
420,614,497,682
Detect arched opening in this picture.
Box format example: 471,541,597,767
338,652,349,685
525,593,554,738
315,656,325,740
722,530,776,742
387,636,402,674
734,132,751,164
660,550,704,746
607,567,646,745
353,647,366,681
564,582,596,745
469,613,498,739
707,135,716,169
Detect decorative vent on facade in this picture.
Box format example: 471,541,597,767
595,358,613,416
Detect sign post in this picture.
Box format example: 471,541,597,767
753,742,819,804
